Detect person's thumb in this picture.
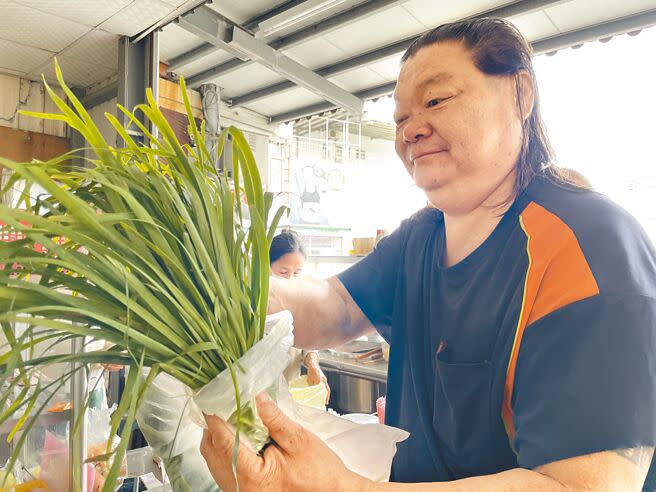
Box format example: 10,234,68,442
256,393,304,449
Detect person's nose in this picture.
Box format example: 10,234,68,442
402,114,433,144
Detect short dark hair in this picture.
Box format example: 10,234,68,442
270,230,307,264
402,18,571,193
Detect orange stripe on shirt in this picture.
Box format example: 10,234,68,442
502,201,600,442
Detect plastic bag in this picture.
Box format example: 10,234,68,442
289,375,328,410
136,311,409,491
87,407,127,492
136,311,294,492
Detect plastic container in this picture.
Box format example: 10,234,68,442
288,375,328,409
380,341,390,362
376,396,386,424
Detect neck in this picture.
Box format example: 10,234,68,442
442,174,516,268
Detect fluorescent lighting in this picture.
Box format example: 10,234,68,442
257,0,350,37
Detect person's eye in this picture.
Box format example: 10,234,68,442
426,97,451,108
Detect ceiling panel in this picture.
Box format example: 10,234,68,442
100,0,174,36
212,63,286,98
546,0,656,33
34,56,116,88
510,10,560,41
284,37,348,70
159,24,206,62
0,39,54,74
328,67,386,92
366,54,402,80
0,2,90,51
16,0,132,28
402,0,512,28
62,29,119,70
322,6,425,54
244,86,325,116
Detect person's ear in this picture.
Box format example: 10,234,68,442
515,70,535,123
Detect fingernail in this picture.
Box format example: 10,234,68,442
204,412,220,425
256,393,275,416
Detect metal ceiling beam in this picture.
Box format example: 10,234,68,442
532,7,656,54
167,0,307,71
233,0,567,107
175,6,363,114
118,32,160,139
81,78,119,109
229,26,363,114
175,6,249,60
232,37,412,106
184,0,410,87
271,81,394,123
269,7,656,124
132,0,209,44
168,43,221,72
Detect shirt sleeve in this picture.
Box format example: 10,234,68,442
512,293,656,469
337,221,409,342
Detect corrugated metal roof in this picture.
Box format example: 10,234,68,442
159,0,656,123
1,0,655,123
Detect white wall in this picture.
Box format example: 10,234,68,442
0,73,67,137
243,131,269,186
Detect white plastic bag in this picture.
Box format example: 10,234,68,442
136,312,294,492
136,311,409,491
288,375,328,409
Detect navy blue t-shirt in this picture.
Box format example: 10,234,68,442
338,175,656,482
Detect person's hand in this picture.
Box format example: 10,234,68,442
200,394,370,492
102,363,123,372
304,352,330,404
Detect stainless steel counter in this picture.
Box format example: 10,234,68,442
318,350,388,383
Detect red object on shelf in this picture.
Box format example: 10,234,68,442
376,396,386,424
0,220,68,270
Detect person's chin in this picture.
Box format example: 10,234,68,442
413,170,448,194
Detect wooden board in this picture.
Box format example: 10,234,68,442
0,126,70,162
159,78,203,119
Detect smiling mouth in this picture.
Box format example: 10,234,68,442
412,150,445,165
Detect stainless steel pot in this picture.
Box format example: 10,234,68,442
324,369,386,414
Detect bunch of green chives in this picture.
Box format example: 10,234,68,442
0,62,284,491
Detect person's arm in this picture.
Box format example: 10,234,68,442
200,394,653,492
269,219,411,349
368,447,653,490
269,275,374,349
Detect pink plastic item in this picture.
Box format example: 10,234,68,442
376,396,386,424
